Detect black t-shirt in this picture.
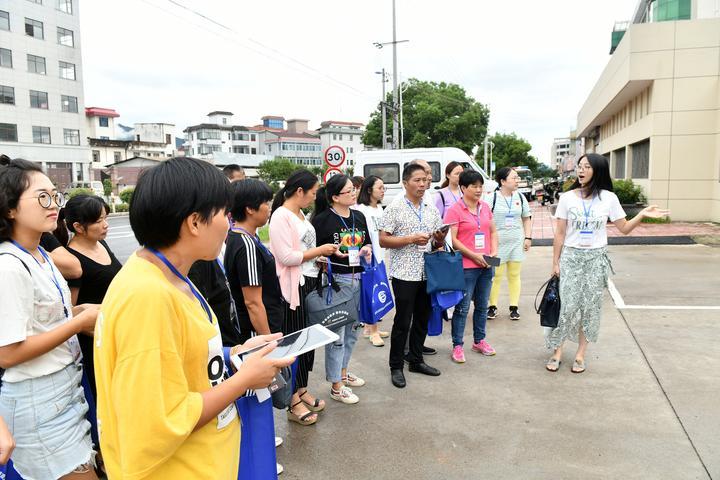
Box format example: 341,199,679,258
224,230,283,341
311,209,371,275
40,232,62,252
188,259,243,348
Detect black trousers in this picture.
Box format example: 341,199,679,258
389,278,431,370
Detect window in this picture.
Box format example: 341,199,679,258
57,0,72,14
63,128,80,145
57,27,74,47
0,10,9,31
402,161,441,182
631,139,649,179
59,61,75,80
0,48,11,68
251,147,257,154
113,151,121,162
197,129,221,140
61,94,78,112
165,134,171,144
28,0,43,4
29,90,48,109
25,18,43,39
99,117,109,127
27,54,46,74
0,86,14,105
92,150,100,162
32,126,51,144
333,133,337,140
613,148,626,179
364,163,400,184
222,118,227,125
339,134,343,140
250,134,256,141
0,123,18,142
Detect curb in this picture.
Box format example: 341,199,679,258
108,212,129,217
532,236,696,247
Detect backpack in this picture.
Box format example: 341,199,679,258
491,190,527,213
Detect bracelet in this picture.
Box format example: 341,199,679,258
524,237,532,240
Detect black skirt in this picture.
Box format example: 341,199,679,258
281,275,318,391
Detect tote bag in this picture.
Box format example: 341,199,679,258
424,248,465,294
305,260,360,331
236,394,278,480
359,257,394,325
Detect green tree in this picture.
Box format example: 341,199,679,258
103,179,113,196
119,187,134,205
363,78,490,155
488,132,540,173
258,158,306,192
66,188,94,199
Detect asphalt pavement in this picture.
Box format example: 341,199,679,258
106,215,137,262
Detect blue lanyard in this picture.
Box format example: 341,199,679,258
581,194,596,227
448,188,460,203
11,240,68,318
147,248,213,323
231,227,273,258
405,198,424,225
461,199,483,229
331,209,355,239
503,192,514,211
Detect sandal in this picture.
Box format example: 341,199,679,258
299,390,325,412
571,359,586,374
287,401,317,425
369,333,385,347
545,357,561,372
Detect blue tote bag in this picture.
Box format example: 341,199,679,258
0,460,23,480
359,257,394,325
427,290,464,336
424,248,465,294
236,394,278,480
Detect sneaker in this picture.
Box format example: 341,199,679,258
277,463,284,475
275,436,283,448
509,307,520,321
487,305,497,319
451,345,466,363
472,339,496,356
330,386,359,404
342,372,366,387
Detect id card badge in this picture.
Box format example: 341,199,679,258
579,230,594,248
474,232,486,250
68,335,82,365
504,214,515,228
347,246,360,267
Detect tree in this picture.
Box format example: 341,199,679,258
488,132,540,173
103,179,112,196
363,78,490,155
258,158,320,192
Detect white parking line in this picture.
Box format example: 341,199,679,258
106,233,135,239
608,279,720,310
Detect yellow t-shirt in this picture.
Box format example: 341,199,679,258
95,253,240,480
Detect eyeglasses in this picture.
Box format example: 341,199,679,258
338,187,357,195
21,191,66,209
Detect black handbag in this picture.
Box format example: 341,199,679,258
535,275,561,328
304,260,360,331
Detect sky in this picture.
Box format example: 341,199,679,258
79,0,634,164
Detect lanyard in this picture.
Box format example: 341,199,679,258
581,194,596,228
331,209,355,238
11,240,68,318
461,199,483,229
503,192,514,211
405,198,424,225
448,188,460,203
231,227,273,258
147,248,213,323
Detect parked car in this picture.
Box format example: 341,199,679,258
70,181,104,196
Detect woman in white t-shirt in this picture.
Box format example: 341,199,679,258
0,158,99,479
354,175,391,346
546,154,668,373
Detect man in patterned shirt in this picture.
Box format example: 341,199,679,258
380,163,447,388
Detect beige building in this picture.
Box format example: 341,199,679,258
577,3,720,221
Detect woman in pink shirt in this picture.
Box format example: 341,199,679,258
443,170,498,364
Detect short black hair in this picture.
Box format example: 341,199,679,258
230,179,273,222
222,164,244,179
314,174,349,217
459,170,484,188
0,157,44,242
130,157,232,249
357,175,382,206
402,163,426,182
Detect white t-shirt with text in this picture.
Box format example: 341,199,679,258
554,190,626,249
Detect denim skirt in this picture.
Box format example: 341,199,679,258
0,363,95,480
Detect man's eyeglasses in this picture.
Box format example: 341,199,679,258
22,191,66,209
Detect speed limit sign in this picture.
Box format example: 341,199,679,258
323,167,342,183
324,145,346,168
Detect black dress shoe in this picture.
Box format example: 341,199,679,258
408,362,441,376
390,369,406,388
422,346,437,355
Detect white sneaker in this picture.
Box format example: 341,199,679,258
342,372,366,387
277,463,284,475
330,386,359,404
275,436,283,448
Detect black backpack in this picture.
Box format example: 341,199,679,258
535,275,560,328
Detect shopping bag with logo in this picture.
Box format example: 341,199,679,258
305,260,360,331
0,460,24,480
424,247,465,294
236,394,278,480
359,256,394,325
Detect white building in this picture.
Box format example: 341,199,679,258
318,120,364,167
183,111,260,159
0,0,90,189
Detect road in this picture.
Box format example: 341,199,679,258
106,215,137,263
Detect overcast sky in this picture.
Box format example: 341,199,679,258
80,0,634,164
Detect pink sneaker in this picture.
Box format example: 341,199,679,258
451,345,466,363
472,339,496,356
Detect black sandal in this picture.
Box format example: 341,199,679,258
299,390,325,412
286,400,317,425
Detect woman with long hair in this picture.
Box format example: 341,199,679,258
547,154,668,373
435,161,464,218
269,169,338,425
0,157,99,479
486,167,532,321
354,175,390,346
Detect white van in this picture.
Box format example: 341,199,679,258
355,147,497,205
71,181,104,196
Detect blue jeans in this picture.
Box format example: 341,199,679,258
451,267,494,347
325,321,360,383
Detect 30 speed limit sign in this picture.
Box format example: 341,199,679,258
324,145,346,168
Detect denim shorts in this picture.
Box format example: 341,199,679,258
0,363,95,480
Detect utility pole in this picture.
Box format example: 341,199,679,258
391,0,399,150
375,69,388,149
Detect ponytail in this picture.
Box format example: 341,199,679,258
271,185,288,214
52,209,70,247
313,186,330,219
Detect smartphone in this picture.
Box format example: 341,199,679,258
483,255,501,267
437,222,458,234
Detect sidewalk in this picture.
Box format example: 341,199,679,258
530,202,720,244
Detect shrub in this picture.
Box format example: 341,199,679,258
114,203,129,213
119,187,134,205
562,178,575,192
103,179,113,196
613,179,646,205
66,188,94,199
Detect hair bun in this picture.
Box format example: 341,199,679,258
0,154,11,167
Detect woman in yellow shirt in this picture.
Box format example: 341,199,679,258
95,157,294,479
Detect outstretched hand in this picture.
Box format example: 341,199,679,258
641,205,670,219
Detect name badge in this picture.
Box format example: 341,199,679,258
504,214,515,228
474,232,486,250
579,230,594,248
68,335,82,365
347,246,360,267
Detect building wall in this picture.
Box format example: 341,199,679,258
577,17,720,221
0,0,89,182
86,115,116,139
319,127,364,167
